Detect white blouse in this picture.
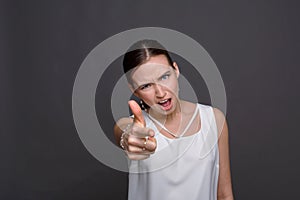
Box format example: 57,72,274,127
128,104,220,200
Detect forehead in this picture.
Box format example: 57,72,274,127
130,55,171,86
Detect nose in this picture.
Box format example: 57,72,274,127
154,84,166,98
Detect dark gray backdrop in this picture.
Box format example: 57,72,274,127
1,0,299,199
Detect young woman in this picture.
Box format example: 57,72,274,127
114,39,234,200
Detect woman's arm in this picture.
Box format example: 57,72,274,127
213,108,234,200
113,117,133,146
113,100,157,160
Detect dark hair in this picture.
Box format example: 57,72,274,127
123,39,174,77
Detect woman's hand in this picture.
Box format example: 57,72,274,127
114,100,157,160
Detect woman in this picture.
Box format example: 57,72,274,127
114,39,234,200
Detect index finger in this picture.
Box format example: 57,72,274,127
131,126,155,138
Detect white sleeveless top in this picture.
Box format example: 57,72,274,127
128,104,220,200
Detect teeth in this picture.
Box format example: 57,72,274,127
159,99,168,103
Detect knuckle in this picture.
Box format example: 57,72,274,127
149,139,157,151
147,129,152,134
127,136,135,144
131,126,138,134
128,145,134,152
153,142,157,150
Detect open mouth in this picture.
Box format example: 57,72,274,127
158,98,172,110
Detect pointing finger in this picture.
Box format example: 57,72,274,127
128,100,145,127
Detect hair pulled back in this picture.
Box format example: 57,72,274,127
123,39,174,76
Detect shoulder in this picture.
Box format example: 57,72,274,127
196,103,224,119
210,107,229,143
212,107,226,123
197,104,227,137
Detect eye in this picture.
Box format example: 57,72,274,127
161,74,170,80
140,84,151,90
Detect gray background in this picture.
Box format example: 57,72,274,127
1,0,299,199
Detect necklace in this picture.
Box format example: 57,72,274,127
148,106,198,138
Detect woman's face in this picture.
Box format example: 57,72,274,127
129,54,180,115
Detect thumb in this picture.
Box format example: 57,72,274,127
128,100,145,127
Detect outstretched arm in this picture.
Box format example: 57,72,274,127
113,100,157,160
